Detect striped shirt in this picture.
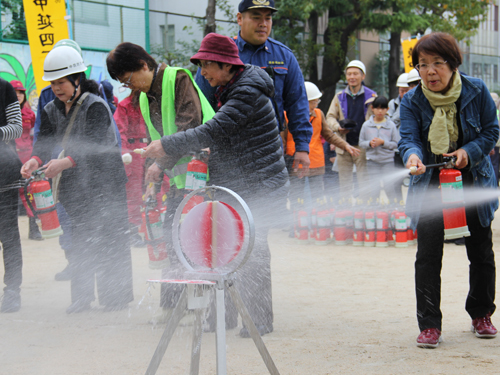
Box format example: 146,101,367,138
2,101,22,141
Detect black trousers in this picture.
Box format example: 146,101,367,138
415,180,496,331
0,187,22,292
63,187,134,307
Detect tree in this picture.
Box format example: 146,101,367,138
1,0,28,40
204,0,216,35
274,0,490,108
362,1,428,98
416,0,490,41
274,0,376,112
362,0,489,98
203,0,238,36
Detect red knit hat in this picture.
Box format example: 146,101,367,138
190,33,244,67
10,80,26,91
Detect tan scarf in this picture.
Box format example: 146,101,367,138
421,72,462,155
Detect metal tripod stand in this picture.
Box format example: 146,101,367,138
144,186,280,375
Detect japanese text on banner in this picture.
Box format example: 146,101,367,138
23,0,69,96
402,38,418,73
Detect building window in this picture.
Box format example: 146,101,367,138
495,5,499,31
160,24,175,51
74,0,109,26
484,63,491,83
473,63,482,79
494,64,498,84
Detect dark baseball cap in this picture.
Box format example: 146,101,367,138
238,0,277,13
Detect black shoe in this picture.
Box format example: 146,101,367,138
130,234,146,248
239,324,273,338
444,239,455,244
66,300,91,314
1,289,21,313
454,237,466,246
55,264,72,281
28,217,43,241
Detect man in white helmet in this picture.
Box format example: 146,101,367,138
388,72,410,130
406,68,421,89
389,72,412,203
326,60,376,202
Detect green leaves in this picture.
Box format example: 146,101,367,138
0,53,26,83
0,53,36,94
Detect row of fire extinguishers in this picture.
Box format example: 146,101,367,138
140,151,208,269
293,198,417,248
292,156,472,247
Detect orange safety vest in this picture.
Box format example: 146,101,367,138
286,108,325,169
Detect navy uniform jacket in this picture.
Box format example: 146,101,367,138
195,32,312,153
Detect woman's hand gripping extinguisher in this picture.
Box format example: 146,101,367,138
143,196,169,269
24,169,63,239
412,156,471,240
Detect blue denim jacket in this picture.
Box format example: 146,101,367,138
399,74,499,228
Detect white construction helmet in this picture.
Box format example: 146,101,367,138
407,68,421,84
43,46,87,81
396,73,409,87
304,81,322,101
346,60,366,75
54,39,82,56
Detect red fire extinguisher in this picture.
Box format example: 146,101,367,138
421,156,471,240
439,167,471,240
295,199,309,243
24,169,63,239
375,209,389,247
185,151,208,191
143,197,169,270
182,151,208,219
315,200,331,245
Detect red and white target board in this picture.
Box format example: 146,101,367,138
172,186,255,277
179,201,244,269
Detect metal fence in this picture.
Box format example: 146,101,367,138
0,0,238,64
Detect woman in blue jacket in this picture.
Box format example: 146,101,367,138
399,32,498,348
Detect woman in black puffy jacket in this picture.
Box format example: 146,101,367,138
143,33,289,337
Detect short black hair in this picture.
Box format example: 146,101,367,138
106,42,158,80
372,96,389,109
215,61,241,73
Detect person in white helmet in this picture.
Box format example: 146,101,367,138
21,46,133,314
388,72,410,130
326,60,377,203
406,68,421,89
389,72,411,202
283,81,359,241
33,39,123,283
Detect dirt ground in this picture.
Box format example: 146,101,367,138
1,215,499,375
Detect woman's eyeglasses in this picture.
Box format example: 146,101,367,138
120,72,134,88
197,61,215,69
415,61,448,72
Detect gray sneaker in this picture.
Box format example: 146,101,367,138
1,289,21,313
